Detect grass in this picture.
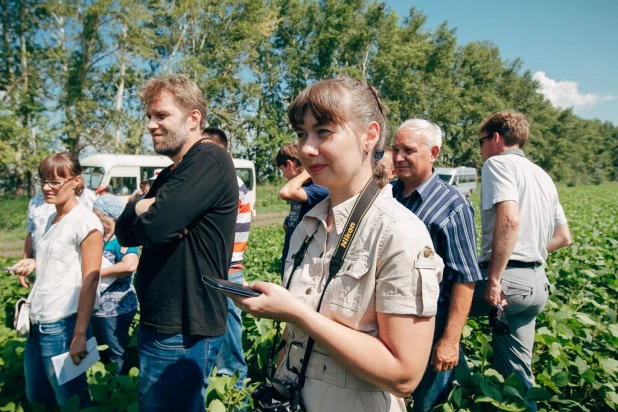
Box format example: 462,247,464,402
0,184,292,259
255,182,290,214
0,197,29,258
1,183,617,411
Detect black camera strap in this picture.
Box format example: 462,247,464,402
266,235,314,377
283,178,380,408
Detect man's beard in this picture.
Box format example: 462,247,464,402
153,123,189,157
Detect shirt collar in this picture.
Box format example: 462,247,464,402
393,170,439,201
302,183,393,236
416,170,440,200
501,148,525,157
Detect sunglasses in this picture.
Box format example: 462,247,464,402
34,176,75,189
478,133,494,148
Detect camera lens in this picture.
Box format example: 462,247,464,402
489,304,510,336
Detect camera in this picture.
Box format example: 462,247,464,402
489,302,510,335
251,380,304,412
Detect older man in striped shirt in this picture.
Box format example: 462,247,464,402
391,119,483,411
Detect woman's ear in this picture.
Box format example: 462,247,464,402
363,121,380,153
74,175,83,191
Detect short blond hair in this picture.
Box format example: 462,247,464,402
479,110,529,148
139,75,208,129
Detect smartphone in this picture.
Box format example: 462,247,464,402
202,276,261,298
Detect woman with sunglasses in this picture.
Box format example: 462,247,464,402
11,152,103,407
226,76,444,412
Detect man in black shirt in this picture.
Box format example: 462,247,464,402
116,75,237,411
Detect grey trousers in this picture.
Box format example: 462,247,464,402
470,266,549,409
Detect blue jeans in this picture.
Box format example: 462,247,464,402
91,310,136,375
412,311,467,411
24,314,92,407
215,270,248,388
137,325,223,412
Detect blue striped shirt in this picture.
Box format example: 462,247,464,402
392,171,482,311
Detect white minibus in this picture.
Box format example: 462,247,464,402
435,166,478,197
81,154,257,214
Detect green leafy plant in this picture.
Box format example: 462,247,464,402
0,183,617,411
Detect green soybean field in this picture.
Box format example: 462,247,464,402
0,183,616,411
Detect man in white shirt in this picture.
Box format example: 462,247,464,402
471,110,571,411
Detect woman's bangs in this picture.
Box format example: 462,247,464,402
288,81,348,128
38,155,74,179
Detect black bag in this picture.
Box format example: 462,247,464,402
251,379,304,412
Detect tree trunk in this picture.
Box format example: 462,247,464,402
14,0,29,195
2,0,13,83
114,42,126,146
19,0,27,99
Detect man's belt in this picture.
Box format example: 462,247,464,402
478,260,542,269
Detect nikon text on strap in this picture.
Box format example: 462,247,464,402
281,178,380,409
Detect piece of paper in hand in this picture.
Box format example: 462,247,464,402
99,256,116,292
51,337,99,385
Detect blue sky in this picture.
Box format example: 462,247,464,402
386,0,618,125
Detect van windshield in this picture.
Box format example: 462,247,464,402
236,168,254,190
82,167,105,190
438,174,453,183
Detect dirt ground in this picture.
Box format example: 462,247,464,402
252,211,287,227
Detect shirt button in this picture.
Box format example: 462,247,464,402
305,288,312,295
423,248,432,258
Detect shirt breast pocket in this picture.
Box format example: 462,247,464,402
325,253,370,311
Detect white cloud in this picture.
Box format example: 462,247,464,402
533,71,615,110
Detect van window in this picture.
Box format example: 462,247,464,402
110,177,137,196
141,167,162,183
438,174,452,183
236,168,254,190
82,167,105,190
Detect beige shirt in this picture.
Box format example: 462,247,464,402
276,185,444,412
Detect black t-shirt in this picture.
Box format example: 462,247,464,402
116,139,238,336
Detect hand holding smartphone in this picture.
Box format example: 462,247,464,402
202,276,261,298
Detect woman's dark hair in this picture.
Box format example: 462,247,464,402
287,76,390,187
38,152,85,196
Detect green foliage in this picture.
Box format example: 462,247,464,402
0,184,617,411
1,0,617,190
254,182,290,214
244,225,285,283
206,369,256,411
437,183,618,411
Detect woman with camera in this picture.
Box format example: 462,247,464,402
11,153,103,407
227,76,444,411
